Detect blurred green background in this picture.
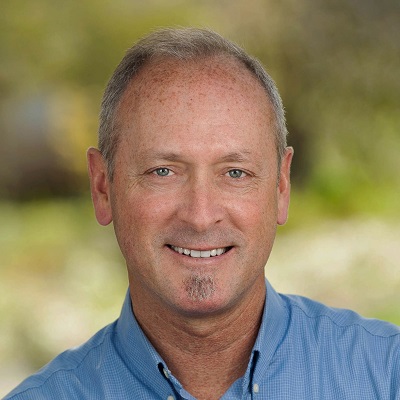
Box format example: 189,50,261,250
1,0,399,395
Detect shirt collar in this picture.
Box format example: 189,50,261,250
115,291,172,397
251,279,290,383
115,279,289,397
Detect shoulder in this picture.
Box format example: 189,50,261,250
280,293,400,380
274,293,400,395
4,321,118,400
282,293,400,339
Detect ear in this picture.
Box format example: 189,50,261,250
87,147,113,226
277,147,294,225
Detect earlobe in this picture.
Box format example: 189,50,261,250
87,147,113,226
277,147,294,226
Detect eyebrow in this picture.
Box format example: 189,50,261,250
149,152,183,162
139,150,253,164
219,151,252,163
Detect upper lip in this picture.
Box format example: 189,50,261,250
167,244,230,251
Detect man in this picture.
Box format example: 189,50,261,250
6,28,399,400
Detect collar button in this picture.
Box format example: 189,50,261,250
163,368,170,379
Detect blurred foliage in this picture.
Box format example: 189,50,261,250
0,198,127,391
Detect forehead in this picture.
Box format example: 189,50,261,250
119,55,272,120
115,56,276,160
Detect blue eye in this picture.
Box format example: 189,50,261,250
228,169,245,178
154,167,171,176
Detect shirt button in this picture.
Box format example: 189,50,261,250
163,368,170,379
253,383,260,393
167,396,174,400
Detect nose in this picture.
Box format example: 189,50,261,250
177,174,224,232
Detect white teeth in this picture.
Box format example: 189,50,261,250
191,250,201,258
170,245,227,258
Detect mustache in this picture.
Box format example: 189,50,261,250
159,226,243,247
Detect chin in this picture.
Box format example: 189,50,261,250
171,281,238,317
176,300,231,318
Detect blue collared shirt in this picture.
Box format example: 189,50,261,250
5,280,400,399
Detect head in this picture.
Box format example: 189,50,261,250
98,27,288,181
88,27,293,319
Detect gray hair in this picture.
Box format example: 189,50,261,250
99,27,288,179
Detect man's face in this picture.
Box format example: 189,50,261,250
91,57,292,317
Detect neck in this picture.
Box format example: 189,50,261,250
130,279,266,400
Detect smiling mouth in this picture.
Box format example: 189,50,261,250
168,245,232,258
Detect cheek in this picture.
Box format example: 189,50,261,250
233,192,278,262
116,185,171,219
232,189,277,228
134,193,179,229
113,191,176,246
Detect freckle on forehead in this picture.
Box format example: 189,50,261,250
113,54,278,171
123,55,267,110
115,54,275,153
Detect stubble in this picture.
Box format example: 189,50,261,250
184,274,216,301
